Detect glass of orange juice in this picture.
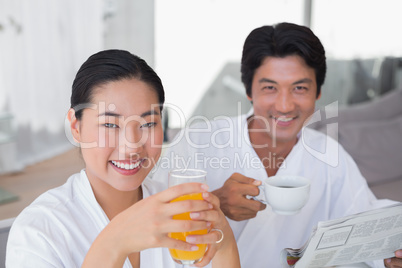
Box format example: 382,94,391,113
168,169,208,266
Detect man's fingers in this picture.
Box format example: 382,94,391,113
223,173,261,197
224,199,266,221
230,173,260,185
243,198,266,212
244,184,262,197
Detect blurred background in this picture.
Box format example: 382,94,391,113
0,0,402,206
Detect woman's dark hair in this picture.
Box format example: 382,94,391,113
241,22,326,98
71,49,165,120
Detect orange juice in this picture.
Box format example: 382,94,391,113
169,193,208,262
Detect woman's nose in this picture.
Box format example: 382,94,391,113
118,127,144,157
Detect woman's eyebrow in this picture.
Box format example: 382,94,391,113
98,112,121,117
140,110,160,118
98,110,160,117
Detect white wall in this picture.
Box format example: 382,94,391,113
0,0,156,173
155,0,304,128
313,0,402,59
155,0,402,128
0,0,104,173
103,0,155,67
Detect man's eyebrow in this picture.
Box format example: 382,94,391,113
258,78,313,84
292,78,313,85
259,78,277,84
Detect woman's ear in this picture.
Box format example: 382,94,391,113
67,108,81,143
247,93,253,105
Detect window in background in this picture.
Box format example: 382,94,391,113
312,0,402,107
155,0,304,128
156,0,402,128
0,0,104,172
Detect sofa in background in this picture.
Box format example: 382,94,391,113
309,87,402,202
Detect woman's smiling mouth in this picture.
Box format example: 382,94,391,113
110,160,144,175
111,160,142,170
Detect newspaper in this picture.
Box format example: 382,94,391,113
281,203,402,267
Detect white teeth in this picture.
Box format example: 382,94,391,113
111,160,141,170
276,117,293,122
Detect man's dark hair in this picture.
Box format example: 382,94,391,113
241,22,326,98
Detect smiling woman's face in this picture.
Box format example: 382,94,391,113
69,78,163,192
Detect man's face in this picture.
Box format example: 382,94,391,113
248,55,319,145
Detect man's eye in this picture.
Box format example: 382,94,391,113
263,86,275,91
104,123,118,128
141,122,156,128
295,86,307,91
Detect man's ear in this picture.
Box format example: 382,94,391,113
67,108,81,143
316,90,322,100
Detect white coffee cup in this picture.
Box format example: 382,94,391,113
253,175,311,215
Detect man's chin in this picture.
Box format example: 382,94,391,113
269,132,299,146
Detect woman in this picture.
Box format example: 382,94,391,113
6,49,240,268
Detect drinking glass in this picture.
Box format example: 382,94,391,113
168,169,208,266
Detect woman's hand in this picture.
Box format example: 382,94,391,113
185,192,241,268
113,182,212,254
82,182,211,267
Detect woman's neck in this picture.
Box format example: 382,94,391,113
101,187,143,220
87,175,143,220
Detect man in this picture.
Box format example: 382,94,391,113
153,22,401,268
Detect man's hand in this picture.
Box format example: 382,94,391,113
384,249,402,268
212,173,266,221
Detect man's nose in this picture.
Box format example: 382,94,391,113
275,91,295,114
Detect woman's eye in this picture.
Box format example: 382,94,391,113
141,122,156,128
104,123,118,128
